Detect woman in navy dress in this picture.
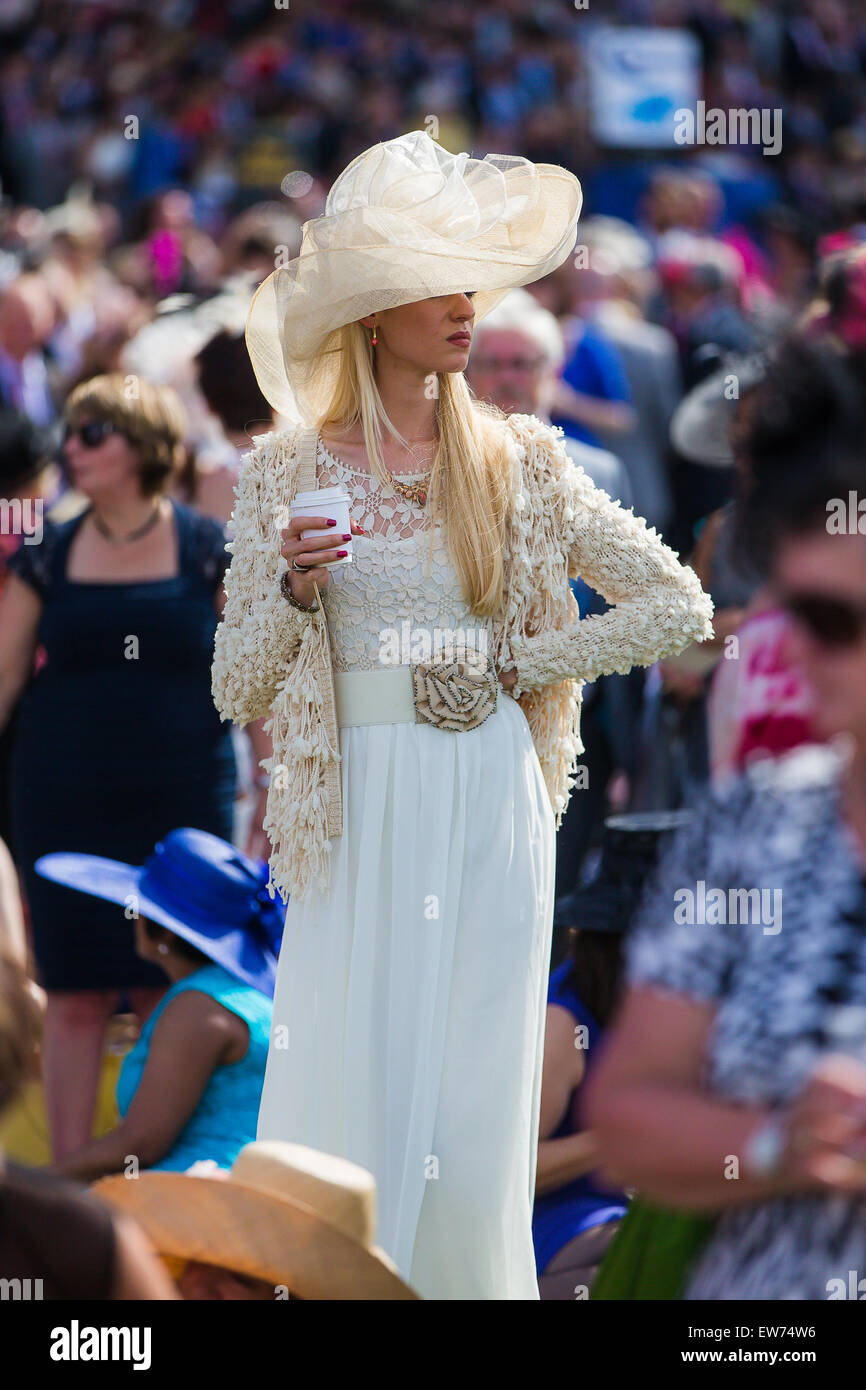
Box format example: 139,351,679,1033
0,374,236,1159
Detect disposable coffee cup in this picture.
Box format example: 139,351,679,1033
291,486,352,569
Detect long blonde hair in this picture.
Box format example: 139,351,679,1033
318,321,514,618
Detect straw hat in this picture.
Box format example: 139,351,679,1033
670,352,767,468
246,128,583,421
93,1140,419,1300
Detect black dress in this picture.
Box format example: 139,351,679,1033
7,500,236,990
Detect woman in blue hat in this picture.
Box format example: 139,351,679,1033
34,829,278,1180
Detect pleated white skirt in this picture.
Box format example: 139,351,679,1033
256,691,556,1299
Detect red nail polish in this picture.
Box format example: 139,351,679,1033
326,518,337,526
336,549,348,558
341,532,351,540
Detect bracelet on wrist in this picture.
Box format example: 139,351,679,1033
742,1110,789,1181
280,569,318,613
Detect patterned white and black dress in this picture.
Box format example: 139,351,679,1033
626,741,866,1300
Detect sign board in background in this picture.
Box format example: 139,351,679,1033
587,27,702,148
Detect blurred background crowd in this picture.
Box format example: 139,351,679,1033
1,0,864,229
1,0,866,1302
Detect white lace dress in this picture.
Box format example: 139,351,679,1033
256,439,557,1300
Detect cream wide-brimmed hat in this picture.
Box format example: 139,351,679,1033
93,1141,419,1300
246,128,583,422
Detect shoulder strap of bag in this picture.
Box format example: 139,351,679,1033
295,425,319,492
291,422,343,840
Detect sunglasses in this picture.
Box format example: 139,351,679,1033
62,419,123,449
779,591,866,649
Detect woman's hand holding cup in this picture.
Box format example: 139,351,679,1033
281,515,364,607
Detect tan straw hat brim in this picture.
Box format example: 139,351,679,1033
246,133,582,419
93,1171,419,1300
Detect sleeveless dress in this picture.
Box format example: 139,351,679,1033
116,963,272,1171
7,501,236,990
256,439,557,1300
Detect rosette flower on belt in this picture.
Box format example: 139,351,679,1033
412,646,498,732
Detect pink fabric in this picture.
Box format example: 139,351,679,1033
148,230,184,296
708,606,822,783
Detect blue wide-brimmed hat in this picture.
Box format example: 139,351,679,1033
35,829,283,997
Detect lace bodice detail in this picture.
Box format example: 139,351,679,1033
316,439,492,673
317,437,436,541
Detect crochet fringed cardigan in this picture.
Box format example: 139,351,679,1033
212,413,715,904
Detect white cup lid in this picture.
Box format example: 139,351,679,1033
293,486,350,507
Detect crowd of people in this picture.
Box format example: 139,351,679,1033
1,0,864,229
0,0,865,1303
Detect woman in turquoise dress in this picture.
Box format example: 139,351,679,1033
35,828,279,1178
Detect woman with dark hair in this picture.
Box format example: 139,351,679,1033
587,338,866,1299
195,329,273,447
171,328,275,526
37,829,276,1181
0,374,236,1160
0,410,59,855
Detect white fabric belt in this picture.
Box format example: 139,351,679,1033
334,663,500,729
335,667,418,727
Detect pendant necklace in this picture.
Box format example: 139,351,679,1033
384,439,436,508
388,473,431,508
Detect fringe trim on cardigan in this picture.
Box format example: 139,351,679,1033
213,425,343,905
496,417,585,829
261,611,342,904
212,427,314,725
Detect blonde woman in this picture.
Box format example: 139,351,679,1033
0,375,236,1160
213,131,714,1300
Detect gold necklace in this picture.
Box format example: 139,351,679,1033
322,434,434,507
384,440,436,508
389,473,431,507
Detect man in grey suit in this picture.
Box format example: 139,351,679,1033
567,221,683,540
467,286,633,508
